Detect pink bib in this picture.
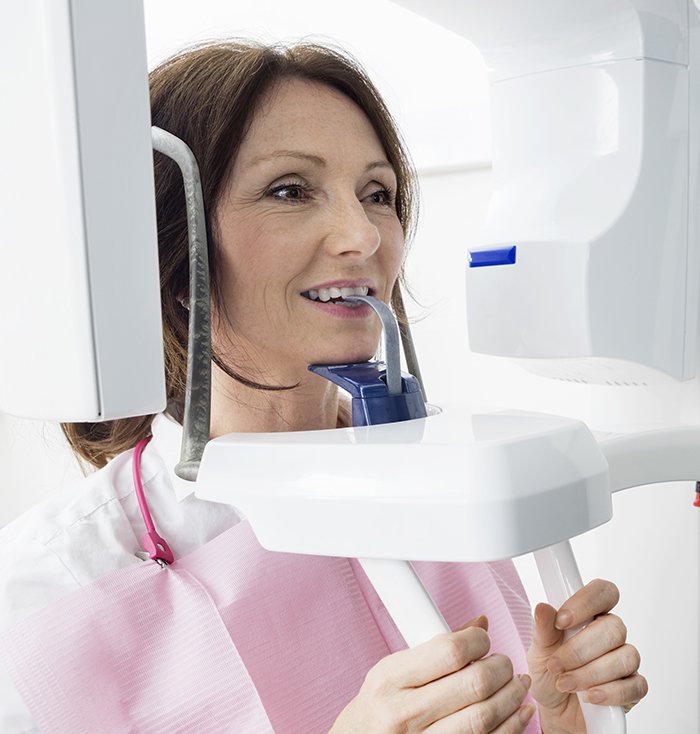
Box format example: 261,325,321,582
0,521,540,732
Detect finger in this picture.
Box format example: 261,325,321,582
547,614,627,674
553,644,640,694
524,604,569,710
415,654,515,725
425,674,532,733
441,704,536,734
555,579,620,630
490,705,537,734
582,673,649,709
371,626,490,688
455,614,490,632
530,603,563,658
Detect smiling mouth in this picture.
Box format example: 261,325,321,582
301,285,372,304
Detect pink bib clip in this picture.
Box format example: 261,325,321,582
133,436,175,566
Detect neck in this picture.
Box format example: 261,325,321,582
209,361,342,437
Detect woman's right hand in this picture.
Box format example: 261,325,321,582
329,617,535,733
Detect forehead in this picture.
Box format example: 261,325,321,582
237,77,388,164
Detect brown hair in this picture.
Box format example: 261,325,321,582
61,40,418,471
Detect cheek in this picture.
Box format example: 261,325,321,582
217,224,309,326
218,219,278,291
213,248,268,333
382,224,406,282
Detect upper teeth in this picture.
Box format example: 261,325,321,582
306,286,369,302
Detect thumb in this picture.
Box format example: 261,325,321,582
456,614,489,632
527,603,570,711
530,603,563,655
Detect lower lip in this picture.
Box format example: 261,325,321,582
301,297,375,319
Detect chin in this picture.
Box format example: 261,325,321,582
311,353,376,366
308,343,377,366
299,327,381,366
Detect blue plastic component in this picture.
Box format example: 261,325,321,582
468,246,517,268
308,362,427,427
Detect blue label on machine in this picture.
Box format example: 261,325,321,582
468,246,517,267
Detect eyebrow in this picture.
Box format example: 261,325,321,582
246,150,394,174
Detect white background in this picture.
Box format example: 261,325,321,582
1,2,698,731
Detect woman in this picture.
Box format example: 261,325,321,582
0,41,646,733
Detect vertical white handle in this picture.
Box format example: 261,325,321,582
533,542,627,734
358,558,449,647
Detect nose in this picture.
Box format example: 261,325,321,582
321,197,381,260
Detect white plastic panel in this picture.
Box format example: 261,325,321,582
196,405,611,562
0,1,96,419
466,58,693,383
397,0,698,384
0,0,165,421
466,241,591,358
483,62,643,245
685,4,700,378
397,0,687,80
598,425,700,491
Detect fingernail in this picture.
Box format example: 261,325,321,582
519,704,536,724
517,673,532,689
547,657,565,674
456,614,488,631
556,675,576,692
555,610,573,629
533,604,545,625
587,689,605,704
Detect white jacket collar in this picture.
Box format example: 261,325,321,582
149,412,196,502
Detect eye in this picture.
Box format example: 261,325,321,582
363,185,395,207
266,181,312,203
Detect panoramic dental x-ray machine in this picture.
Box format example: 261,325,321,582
3,1,700,732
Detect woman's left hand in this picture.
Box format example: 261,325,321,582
526,579,648,733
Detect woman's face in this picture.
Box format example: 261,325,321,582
213,77,405,383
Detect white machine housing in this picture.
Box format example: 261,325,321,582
403,0,700,386
196,406,611,562
0,0,165,421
